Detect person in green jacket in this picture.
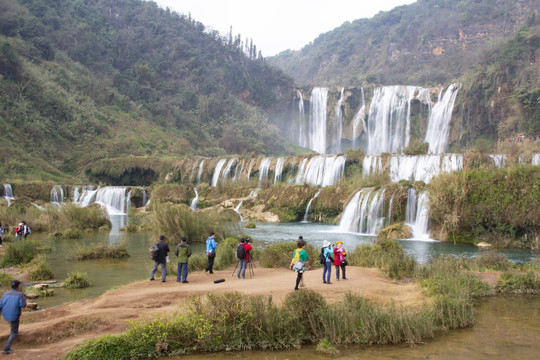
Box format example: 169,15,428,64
175,237,191,283
289,238,310,290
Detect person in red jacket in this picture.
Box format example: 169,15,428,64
236,238,253,279
333,241,348,280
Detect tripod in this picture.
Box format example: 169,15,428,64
232,255,254,279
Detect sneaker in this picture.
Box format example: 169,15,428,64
336,278,340,281
161,280,166,283
323,281,327,284
2,349,13,354
343,277,348,280
326,282,333,285
209,271,214,274
182,281,189,283
150,278,155,281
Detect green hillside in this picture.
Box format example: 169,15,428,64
268,0,538,87
0,0,295,181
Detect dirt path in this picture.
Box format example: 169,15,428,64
0,265,426,360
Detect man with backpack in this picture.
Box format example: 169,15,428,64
14,223,24,241
236,238,252,279
175,237,191,283
149,235,170,282
0,280,26,354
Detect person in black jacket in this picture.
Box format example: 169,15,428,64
150,235,170,282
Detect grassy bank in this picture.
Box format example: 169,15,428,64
63,240,535,359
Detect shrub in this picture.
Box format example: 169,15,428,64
348,239,416,279
465,250,512,271
0,240,42,267
245,222,256,228
214,237,238,270
64,272,90,289
74,243,129,260
63,228,82,239
26,258,54,281
0,272,15,286
497,271,540,294
187,253,208,272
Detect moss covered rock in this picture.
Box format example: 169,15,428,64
378,222,412,240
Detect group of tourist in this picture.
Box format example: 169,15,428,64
504,134,538,142
0,221,31,248
148,232,348,292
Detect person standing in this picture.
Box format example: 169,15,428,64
205,232,217,274
236,238,253,279
150,235,170,282
22,221,31,239
0,280,26,355
175,237,191,283
333,241,348,281
321,240,334,284
290,239,309,290
14,223,23,241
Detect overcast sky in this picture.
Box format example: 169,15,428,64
153,0,417,56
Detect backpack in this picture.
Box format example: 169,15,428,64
149,243,159,260
237,243,247,259
319,250,326,265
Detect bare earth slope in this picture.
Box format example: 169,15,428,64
0,265,425,360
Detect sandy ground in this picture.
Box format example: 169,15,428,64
0,265,427,360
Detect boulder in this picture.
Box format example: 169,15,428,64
477,242,492,248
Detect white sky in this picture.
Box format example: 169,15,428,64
153,0,417,56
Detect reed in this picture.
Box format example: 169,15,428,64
497,271,540,294
74,243,129,260
64,271,90,289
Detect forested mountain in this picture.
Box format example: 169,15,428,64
0,0,295,181
268,0,538,86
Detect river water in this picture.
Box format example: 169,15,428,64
165,295,540,360
18,219,540,309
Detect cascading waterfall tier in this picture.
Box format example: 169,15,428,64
3,184,14,206
76,186,129,215
258,158,272,184
50,185,64,206
302,189,321,222
308,87,329,154
211,159,227,187
295,155,346,187
338,188,386,234
389,154,463,183
274,157,285,184
424,84,460,154
405,190,432,240
190,187,199,210
489,154,507,168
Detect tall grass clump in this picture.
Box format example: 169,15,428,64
259,242,319,269
0,240,44,267
64,272,90,289
151,201,239,243
348,239,416,279
417,256,494,329
464,250,513,271
0,273,15,286
26,256,54,281
64,290,444,360
497,271,540,294
74,243,129,260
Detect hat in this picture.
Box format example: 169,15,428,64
322,240,331,247
336,241,343,245
11,280,22,289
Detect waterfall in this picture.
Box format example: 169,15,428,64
142,189,148,207
533,154,540,166
3,184,14,206
274,157,285,184
405,188,417,224
190,187,199,210
308,87,329,154
233,159,244,183
221,158,238,185
73,186,80,203
297,90,307,148
362,155,382,176
411,192,432,240
333,87,345,151
258,158,272,184
249,189,260,198
77,186,128,215
211,159,227,187
387,196,394,226
338,188,386,234
93,187,128,215
302,189,321,222
197,160,204,184
389,154,463,183
352,87,366,149
366,86,419,155
246,159,255,182
50,185,64,206
425,84,460,154
234,200,244,221
489,154,506,168
189,161,199,183
126,189,132,213
295,155,346,187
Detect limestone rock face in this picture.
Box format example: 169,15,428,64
378,223,412,240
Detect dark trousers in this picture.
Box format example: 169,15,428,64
4,320,19,351
205,255,215,273
335,265,347,280
177,263,188,282
150,261,167,281
295,272,303,290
